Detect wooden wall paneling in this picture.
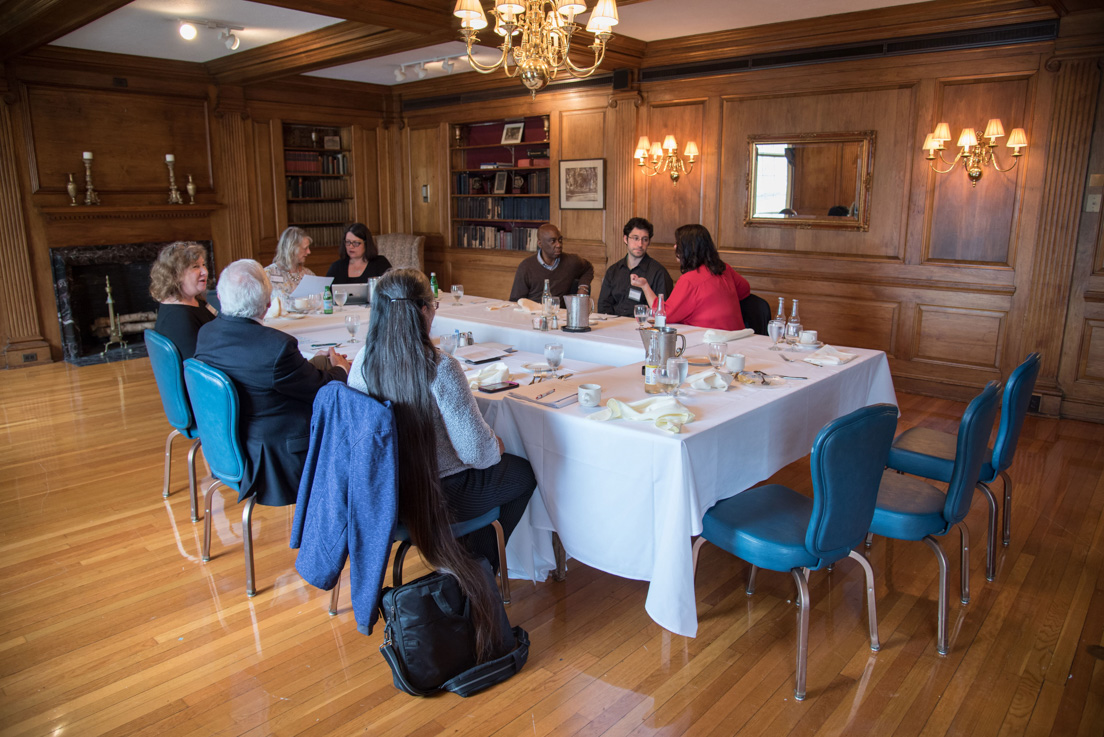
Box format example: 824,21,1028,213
1078,317,1104,382
251,119,278,253
406,123,444,236
913,303,1007,369
925,76,1031,265
0,88,51,367
210,91,257,269
637,100,706,245
350,123,381,238
604,92,642,281
557,107,608,280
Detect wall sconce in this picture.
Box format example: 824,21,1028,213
634,135,698,185
922,118,1026,187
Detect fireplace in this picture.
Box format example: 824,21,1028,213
50,241,215,366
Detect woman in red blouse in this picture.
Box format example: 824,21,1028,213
633,224,751,330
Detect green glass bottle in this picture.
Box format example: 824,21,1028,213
430,272,439,299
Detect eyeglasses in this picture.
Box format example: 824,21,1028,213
627,235,650,244
344,239,364,246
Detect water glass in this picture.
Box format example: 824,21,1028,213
438,334,458,356
634,304,650,328
667,356,689,396
544,342,564,378
451,284,463,304
344,314,360,343
708,342,727,370
657,365,678,396
767,319,785,351
333,290,349,311
542,295,557,317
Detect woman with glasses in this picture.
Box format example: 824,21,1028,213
326,222,391,284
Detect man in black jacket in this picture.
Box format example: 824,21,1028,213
194,259,349,507
596,217,674,317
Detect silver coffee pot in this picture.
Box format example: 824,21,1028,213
639,326,686,366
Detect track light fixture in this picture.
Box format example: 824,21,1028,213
395,65,407,82
392,55,463,83
178,21,197,40
415,62,428,79
176,18,244,51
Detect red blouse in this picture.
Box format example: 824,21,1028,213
653,264,751,330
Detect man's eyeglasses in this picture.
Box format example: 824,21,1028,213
627,235,650,244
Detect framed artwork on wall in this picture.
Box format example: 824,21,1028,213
559,158,605,210
493,171,508,194
501,122,524,145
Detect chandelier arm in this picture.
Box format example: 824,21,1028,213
990,156,1019,173
561,42,606,77
928,151,961,175
465,38,513,74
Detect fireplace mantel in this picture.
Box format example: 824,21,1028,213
39,204,221,223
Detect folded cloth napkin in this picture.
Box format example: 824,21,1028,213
804,344,858,366
515,298,544,314
703,328,754,343
587,396,695,434
465,361,511,389
688,369,734,391
264,295,284,319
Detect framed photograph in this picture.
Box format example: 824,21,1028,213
559,158,605,210
323,135,342,150
501,122,524,145
493,171,508,194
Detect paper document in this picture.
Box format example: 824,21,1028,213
510,381,579,408
289,275,334,298
455,345,508,364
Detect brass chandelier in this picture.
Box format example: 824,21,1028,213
453,0,620,96
922,119,1027,187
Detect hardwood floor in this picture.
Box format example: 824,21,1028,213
1,358,1102,736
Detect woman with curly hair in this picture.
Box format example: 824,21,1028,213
265,226,315,298
326,222,391,284
150,241,215,359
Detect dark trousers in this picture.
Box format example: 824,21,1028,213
440,453,535,571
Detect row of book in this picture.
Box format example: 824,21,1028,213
285,151,349,175
287,200,351,224
453,169,550,195
455,225,541,251
286,177,349,199
454,197,550,221
297,224,346,250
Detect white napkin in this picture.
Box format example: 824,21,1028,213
804,344,858,366
688,369,733,391
264,295,283,319
703,328,754,343
465,361,511,389
587,396,695,434
516,298,543,314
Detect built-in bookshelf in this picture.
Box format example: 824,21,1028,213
450,116,551,251
282,123,352,250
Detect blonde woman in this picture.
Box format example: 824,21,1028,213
265,226,315,298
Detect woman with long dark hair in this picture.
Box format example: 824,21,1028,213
636,224,751,330
326,223,391,284
347,269,534,660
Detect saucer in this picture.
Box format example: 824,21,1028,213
683,354,712,367
792,341,824,351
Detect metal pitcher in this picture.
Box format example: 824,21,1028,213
639,326,686,365
367,277,381,304
563,293,590,330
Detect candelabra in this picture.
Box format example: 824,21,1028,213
922,119,1027,187
165,155,184,204
634,135,699,186
186,174,197,205
82,153,100,205
100,276,127,357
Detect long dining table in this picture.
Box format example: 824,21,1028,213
267,295,897,637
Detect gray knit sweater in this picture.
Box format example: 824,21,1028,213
348,348,501,478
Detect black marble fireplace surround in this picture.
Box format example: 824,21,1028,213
50,241,215,366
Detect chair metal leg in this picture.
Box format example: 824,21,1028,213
243,495,257,597
691,536,707,578
848,550,880,652
186,439,201,522
957,522,970,604
1001,470,1013,546
978,481,998,581
791,568,811,701
329,572,342,615
162,429,181,498
922,535,950,655
864,531,874,548
746,565,758,596
201,479,222,562
491,520,510,605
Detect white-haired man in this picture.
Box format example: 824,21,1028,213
194,259,349,507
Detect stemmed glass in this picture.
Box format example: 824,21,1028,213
544,342,564,378
667,356,689,396
767,318,785,351
634,304,650,328
451,284,464,304
333,290,349,311
708,342,727,372
344,314,360,343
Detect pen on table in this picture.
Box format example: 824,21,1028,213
310,342,341,348
777,375,809,380
535,388,556,400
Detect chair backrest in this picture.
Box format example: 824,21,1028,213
805,403,899,563
376,233,425,271
183,358,247,488
944,381,1003,525
740,294,771,336
989,352,1040,475
144,329,196,435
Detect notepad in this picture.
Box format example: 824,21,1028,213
509,381,579,408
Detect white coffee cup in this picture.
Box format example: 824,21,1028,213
578,383,602,407
799,330,818,345
725,354,745,373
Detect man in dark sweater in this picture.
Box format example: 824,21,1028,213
508,223,593,305
596,217,674,317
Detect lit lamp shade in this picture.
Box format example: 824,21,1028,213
1006,127,1027,153
933,122,952,142
454,0,485,19
684,141,699,159
662,135,678,152
635,136,651,152
957,127,978,150
495,2,525,14
558,0,587,16
462,15,488,29
649,142,663,158
983,118,1005,141
921,133,939,153
587,0,619,32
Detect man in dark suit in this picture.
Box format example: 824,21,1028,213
194,259,350,507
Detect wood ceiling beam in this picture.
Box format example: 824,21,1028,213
245,0,456,35
206,21,455,86
0,0,133,61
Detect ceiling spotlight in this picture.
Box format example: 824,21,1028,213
415,62,427,80
441,58,454,74
394,65,406,82
222,30,240,50
179,21,197,40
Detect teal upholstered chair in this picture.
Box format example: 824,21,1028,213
868,381,1002,655
692,403,899,700
145,329,201,521
183,358,259,596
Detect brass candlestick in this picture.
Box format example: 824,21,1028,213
83,158,100,205
186,174,197,205
100,276,127,357
66,173,78,206
166,160,184,204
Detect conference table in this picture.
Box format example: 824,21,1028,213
268,296,897,637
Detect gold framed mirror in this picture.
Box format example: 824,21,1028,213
745,131,875,231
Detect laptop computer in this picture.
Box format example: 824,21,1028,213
333,283,369,305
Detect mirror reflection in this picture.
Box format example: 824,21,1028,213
745,131,875,231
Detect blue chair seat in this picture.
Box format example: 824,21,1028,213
869,471,951,541
701,485,819,571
